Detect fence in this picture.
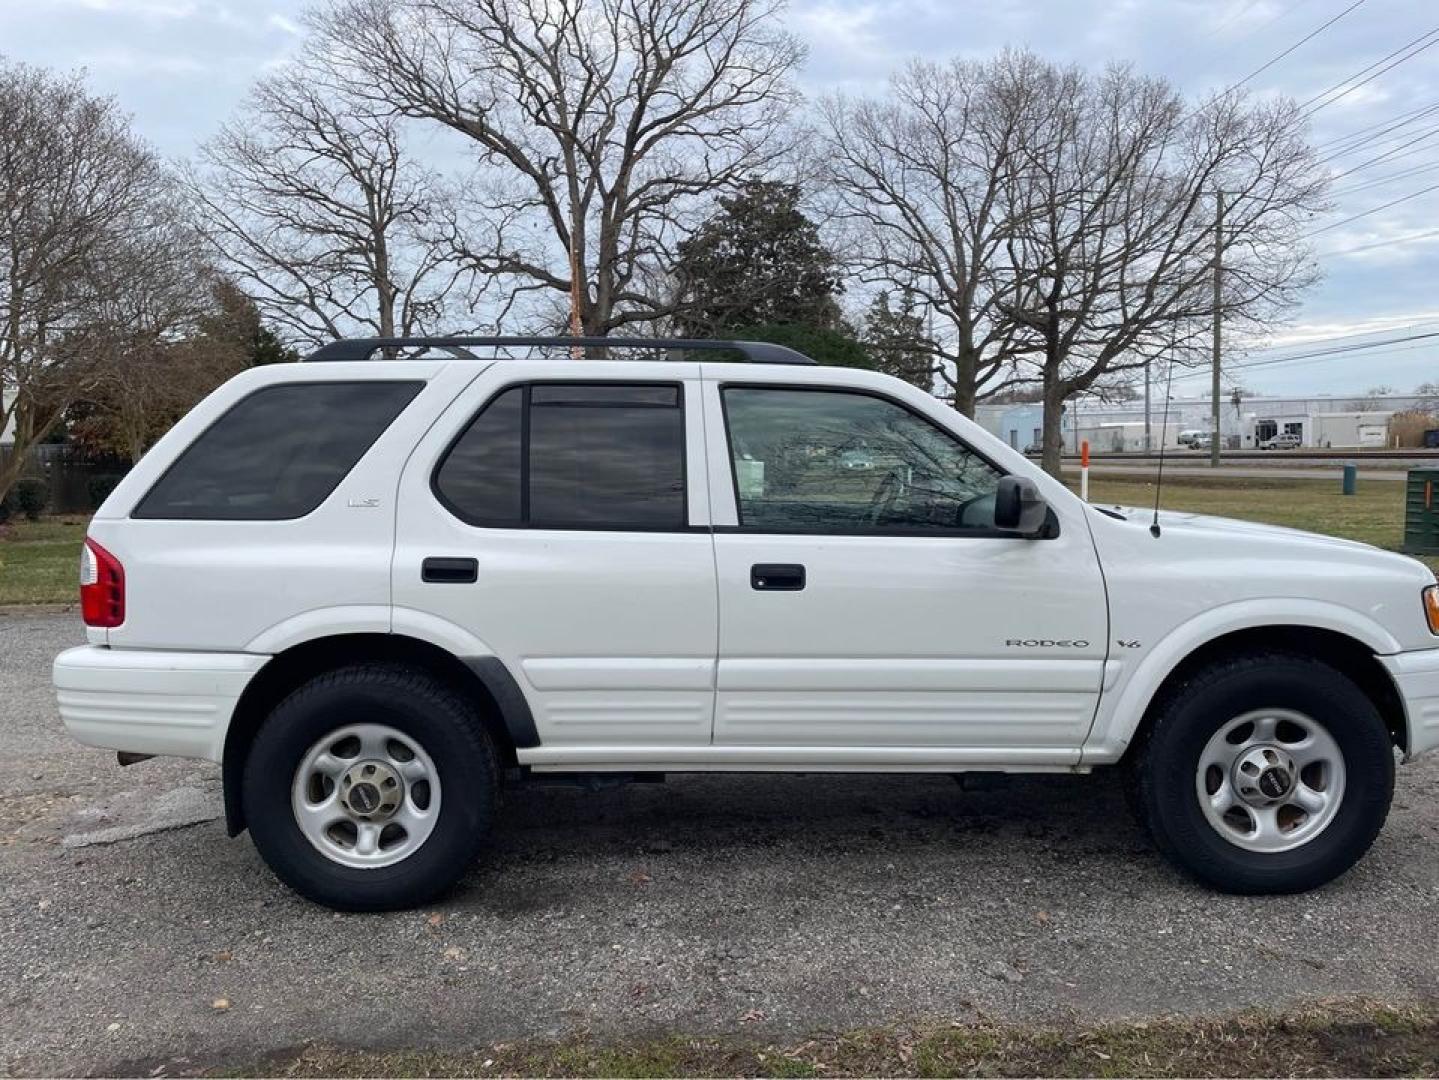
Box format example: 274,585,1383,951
0,445,130,515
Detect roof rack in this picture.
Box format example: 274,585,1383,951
303,335,816,365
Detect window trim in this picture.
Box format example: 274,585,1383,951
717,381,1053,540
431,379,699,533
131,379,424,522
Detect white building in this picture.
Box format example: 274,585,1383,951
976,393,1432,450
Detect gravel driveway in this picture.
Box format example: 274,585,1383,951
3,611,1438,1076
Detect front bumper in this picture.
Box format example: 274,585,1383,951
53,646,267,763
1377,648,1439,759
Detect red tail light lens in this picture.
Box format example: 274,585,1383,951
80,538,125,628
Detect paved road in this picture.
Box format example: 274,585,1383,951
3,612,1439,1076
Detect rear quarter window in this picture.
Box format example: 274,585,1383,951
133,380,423,521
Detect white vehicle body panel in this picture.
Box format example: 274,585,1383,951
391,362,719,749
696,367,1107,751
49,353,1439,775
1083,505,1437,761
86,362,481,653
1377,648,1439,756
53,644,265,761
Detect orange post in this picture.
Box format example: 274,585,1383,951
1080,440,1090,502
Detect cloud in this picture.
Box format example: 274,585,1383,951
3,0,1436,395
1266,309,1439,350
67,0,200,16
75,47,209,75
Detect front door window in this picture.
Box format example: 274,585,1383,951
722,387,1005,533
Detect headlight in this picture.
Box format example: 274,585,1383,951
1425,585,1439,636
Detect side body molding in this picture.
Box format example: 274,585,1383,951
463,655,540,749
388,607,541,749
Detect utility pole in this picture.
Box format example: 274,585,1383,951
568,218,584,359
1144,357,1152,452
1210,191,1225,467
926,302,937,397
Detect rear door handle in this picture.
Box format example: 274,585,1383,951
751,563,805,591
422,557,478,584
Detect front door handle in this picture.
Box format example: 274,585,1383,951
422,557,478,583
751,563,805,591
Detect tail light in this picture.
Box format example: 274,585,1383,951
1424,585,1439,636
80,538,125,628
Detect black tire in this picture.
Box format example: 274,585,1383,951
242,664,498,911
1131,651,1394,894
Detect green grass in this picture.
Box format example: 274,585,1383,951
0,477,1433,607
206,999,1439,1077
0,516,85,606
1074,475,1439,575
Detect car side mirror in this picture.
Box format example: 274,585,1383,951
994,475,1049,536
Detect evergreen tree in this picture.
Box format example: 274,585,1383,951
863,289,934,390
674,180,845,335
723,322,871,369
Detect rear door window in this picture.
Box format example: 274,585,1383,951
434,382,686,529
133,380,423,520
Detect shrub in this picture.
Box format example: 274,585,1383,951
87,473,124,511
13,476,49,521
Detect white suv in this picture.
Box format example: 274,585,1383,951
53,337,1439,910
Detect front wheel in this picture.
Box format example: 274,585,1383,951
242,664,498,911
1132,652,1394,894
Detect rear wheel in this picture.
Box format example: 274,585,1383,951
1132,652,1394,894
243,664,497,911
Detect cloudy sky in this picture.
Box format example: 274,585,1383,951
3,0,1436,397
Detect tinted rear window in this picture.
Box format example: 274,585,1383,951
430,386,524,526
528,384,683,527
133,380,423,520
434,382,685,529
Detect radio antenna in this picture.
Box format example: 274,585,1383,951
1150,336,1178,538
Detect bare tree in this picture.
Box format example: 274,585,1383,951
74,211,245,463
188,62,466,345
821,52,1326,475
309,0,805,336
993,54,1326,474
819,59,1034,415
0,60,167,501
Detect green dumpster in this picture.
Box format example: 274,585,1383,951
1404,468,1439,555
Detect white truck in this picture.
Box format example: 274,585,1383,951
53,337,1439,910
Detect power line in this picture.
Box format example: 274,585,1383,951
1331,159,1439,197
1247,318,1439,353
1316,109,1439,165
1169,327,1439,375
1246,340,1439,370
1169,322,1439,373
1203,0,1271,39
1169,339,1438,385
1325,122,1439,180
1227,329,1439,370
1169,335,1439,383
1299,25,1439,116
1205,0,1316,43
1316,225,1439,257
1222,0,1369,94
1314,98,1439,153
1307,180,1439,236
